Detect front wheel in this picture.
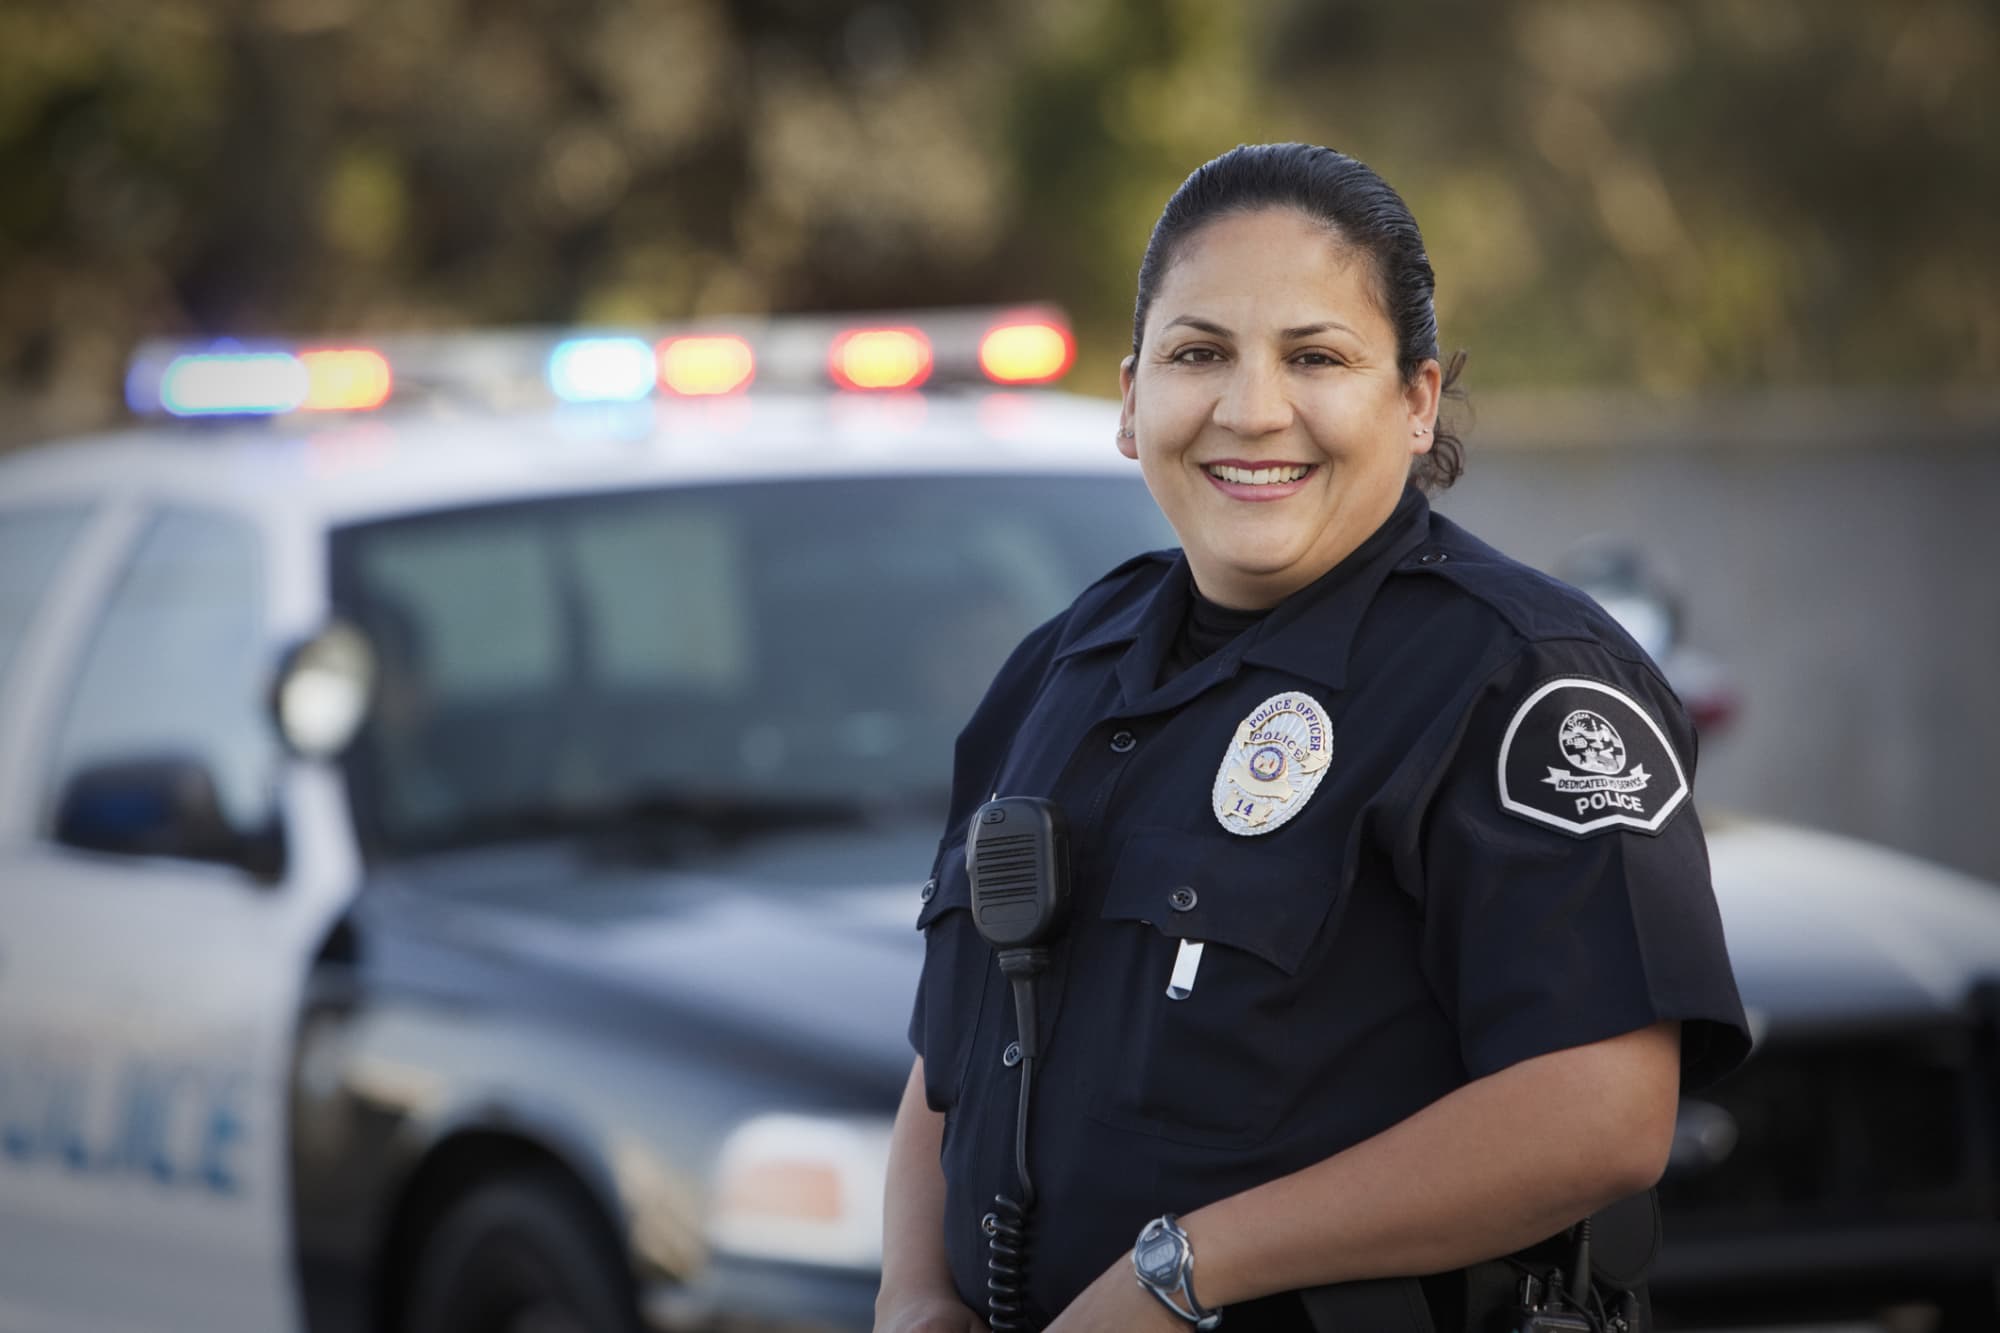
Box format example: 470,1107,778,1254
402,1169,640,1333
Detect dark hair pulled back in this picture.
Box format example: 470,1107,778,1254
1132,143,1467,492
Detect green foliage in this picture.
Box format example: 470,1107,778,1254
1,0,1994,444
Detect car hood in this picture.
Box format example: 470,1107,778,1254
364,815,2000,1074
362,829,937,1091
1707,816,2000,1033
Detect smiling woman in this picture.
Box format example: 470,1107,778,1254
1118,207,1440,610
880,144,1750,1333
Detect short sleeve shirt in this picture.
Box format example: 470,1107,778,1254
907,486,1750,1323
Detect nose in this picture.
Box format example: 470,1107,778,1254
1211,359,1293,438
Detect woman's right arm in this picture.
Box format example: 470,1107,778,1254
875,1058,988,1333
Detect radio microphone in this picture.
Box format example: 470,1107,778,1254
967,795,1070,966
965,796,1071,1333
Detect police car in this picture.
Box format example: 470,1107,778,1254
1,311,1995,1333
0,310,1174,1333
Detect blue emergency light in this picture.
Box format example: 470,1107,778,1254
547,338,656,404
157,351,310,417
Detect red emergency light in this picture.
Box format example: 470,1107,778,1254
829,328,933,392
658,335,756,396
301,349,394,411
978,320,1075,386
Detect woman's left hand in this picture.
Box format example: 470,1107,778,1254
1044,1256,1189,1332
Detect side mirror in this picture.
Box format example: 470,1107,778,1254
53,755,285,881
271,619,376,760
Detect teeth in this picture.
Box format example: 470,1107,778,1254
1205,463,1311,485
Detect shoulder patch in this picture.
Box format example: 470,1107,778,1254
1496,676,1689,837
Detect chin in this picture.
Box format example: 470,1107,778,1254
1210,538,1310,579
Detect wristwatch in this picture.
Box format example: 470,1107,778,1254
1132,1214,1224,1329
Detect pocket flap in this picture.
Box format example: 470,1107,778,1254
1100,827,1333,975
916,841,971,930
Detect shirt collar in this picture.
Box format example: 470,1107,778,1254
1052,556,1178,662
1238,483,1433,691
1052,484,1435,699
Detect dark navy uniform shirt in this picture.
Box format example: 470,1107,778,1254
908,486,1750,1325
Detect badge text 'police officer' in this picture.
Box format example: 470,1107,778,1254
1497,677,1689,837
1213,691,1333,835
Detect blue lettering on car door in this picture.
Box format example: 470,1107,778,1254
0,1043,248,1195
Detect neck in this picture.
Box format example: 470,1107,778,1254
1188,485,1411,610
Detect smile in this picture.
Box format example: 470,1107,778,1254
1202,463,1315,485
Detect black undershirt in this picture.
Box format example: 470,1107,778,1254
1159,576,1272,686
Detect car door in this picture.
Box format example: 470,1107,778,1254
0,500,328,1333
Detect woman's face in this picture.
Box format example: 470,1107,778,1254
1119,207,1440,610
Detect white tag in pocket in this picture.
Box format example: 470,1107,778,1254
1166,939,1205,1000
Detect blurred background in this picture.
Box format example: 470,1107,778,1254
6,0,1997,415
4,0,1996,877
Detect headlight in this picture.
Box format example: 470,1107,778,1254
707,1113,892,1270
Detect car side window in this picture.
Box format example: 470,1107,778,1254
39,506,278,845
0,504,93,688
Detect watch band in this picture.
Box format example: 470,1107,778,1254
1132,1214,1224,1329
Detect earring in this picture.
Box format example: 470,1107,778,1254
1117,427,1135,439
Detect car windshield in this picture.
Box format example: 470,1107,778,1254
331,473,1173,860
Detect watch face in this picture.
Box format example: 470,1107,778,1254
1135,1223,1182,1282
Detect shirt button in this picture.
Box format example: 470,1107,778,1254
1168,886,1198,912
1109,729,1138,754
1003,1041,1022,1067
920,877,937,903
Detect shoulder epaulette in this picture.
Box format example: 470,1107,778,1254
1397,515,1643,656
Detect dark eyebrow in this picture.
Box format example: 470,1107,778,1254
1162,315,1233,338
1280,321,1359,340
1161,316,1360,341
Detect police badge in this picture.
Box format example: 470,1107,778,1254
1212,691,1333,835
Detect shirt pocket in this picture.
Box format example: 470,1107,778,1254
911,842,993,1111
1085,826,1337,1149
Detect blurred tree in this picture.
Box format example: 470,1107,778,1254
0,0,1993,446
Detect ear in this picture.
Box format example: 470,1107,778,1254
1116,354,1139,460
1405,358,1443,457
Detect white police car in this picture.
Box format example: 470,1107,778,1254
2,310,1996,1333
0,309,1173,1333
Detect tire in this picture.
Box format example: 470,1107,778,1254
402,1168,641,1333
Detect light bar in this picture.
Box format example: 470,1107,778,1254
658,335,755,396
301,349,393,411
829,327,933,392
124,306,1076,422
160,352,310,417
548,337,656,403
978,320,1075,386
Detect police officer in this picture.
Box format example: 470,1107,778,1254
875,144,1749,1333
